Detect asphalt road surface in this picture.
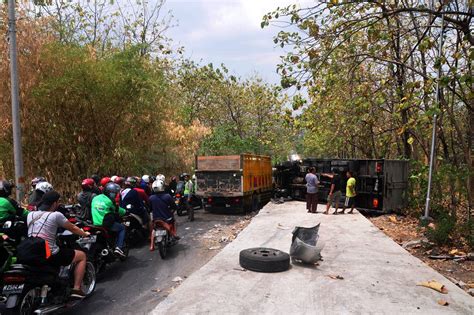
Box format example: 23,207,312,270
67,209,246,315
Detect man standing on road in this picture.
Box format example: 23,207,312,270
183,173,194,221
305,167,319,213
342,170,357,214
322,168,343,215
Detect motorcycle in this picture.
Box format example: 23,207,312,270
152,220,178,259
123,213,148,246
0,235,96,315
174,194,202,221
0,217,27,246
83,221,130,275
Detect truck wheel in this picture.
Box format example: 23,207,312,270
239,248,290,273
251,194,259,211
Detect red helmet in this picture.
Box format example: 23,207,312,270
114,176,124,185
81,178,95,190
100,177,111,187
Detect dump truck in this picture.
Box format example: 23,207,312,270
195,154,273,212
274,158,409,213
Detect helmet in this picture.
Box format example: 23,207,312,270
91,174,100,185
81,178,95,190
125,176,137,187
31,176,46,188
0,180,13,197
142,175,150,183
111,175,118,183
192,174,196,180
103,183,121,201
182,173,189,179
152,180,165,193
114,176,124,185
156,174,165,182
100,177,111,187
171,176,177,182
36,181,53,193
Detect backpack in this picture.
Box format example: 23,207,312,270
17,212,53,266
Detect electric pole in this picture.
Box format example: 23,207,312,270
8,0,25,201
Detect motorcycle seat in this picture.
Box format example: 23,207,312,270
8,264,59,275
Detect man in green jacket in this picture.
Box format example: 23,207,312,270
91,182,126,257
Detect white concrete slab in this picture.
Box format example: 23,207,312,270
153,202,474,314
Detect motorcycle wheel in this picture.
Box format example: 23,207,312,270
7,287,39,315
176,208,184,216
81,262,97,297
157,240,167,259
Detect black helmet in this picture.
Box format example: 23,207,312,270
0,180,14,197
124,177,137,187
91,174,100,185
104,183,121,201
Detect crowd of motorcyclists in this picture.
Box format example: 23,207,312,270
0,172,198,304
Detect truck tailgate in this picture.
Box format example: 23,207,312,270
196,171,242,197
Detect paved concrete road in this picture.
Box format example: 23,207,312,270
155,202,474,314
68,210,244,315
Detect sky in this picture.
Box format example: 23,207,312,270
162,0,308,85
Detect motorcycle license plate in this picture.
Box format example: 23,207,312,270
155,230,167,237
2,284,24,295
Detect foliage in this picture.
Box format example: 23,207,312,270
265,0,473,241
426,210,457,246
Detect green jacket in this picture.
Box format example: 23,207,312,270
0,197,28,221
91,194,125,226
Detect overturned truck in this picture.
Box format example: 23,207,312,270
274,158,409,213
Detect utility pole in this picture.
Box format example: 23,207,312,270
8,0,25,201
423,4,445,221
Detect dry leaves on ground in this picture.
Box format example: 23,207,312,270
417,280,448,294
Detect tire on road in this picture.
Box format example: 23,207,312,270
239,247,290,273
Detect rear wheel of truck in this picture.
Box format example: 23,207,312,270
251,194,260,212
239,247,290,273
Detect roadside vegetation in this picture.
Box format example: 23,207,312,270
0,1,472,248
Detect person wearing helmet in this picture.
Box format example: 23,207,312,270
140,175,152,196
91,183,126,257
76,178,97,221
120,177,149,228
28,181,53,211
28,176,46,204
149,180,178,251
166,176,178,196
100,177,112,192
90,174,102,194
0,180,28,222
111,175,118,183
183,173,194,221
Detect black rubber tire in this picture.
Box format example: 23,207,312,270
157,240,167,259
120,234,130,262
176,208,184,216
239,247,290,273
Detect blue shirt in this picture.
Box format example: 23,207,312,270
149,192,175,221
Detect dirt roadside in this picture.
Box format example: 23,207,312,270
369,214,474,295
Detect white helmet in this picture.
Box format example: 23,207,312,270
36,181,53,193
152,180,165,193
111,175,118,183
142,175,150,183
192,174,196,180
156,174,165,182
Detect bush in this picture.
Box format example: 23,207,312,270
426,211,456,246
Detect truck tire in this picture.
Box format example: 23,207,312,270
251,194,259,211
239,247,290,273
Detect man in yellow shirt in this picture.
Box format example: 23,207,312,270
342,171,356,214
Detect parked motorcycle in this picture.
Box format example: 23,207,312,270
0,235,96,314
152,220,178,259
